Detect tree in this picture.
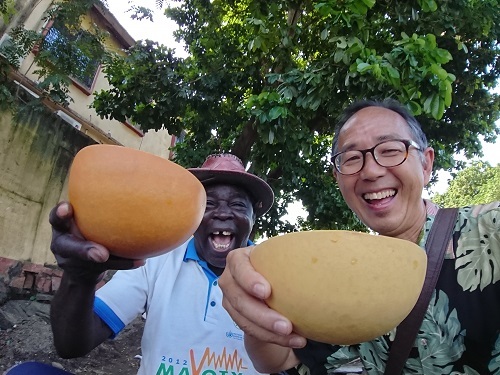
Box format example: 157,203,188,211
432,161,500,207
2,0,499,237
91,0,500,236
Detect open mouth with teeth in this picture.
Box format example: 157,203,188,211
363,189,396,203
210,231,234,251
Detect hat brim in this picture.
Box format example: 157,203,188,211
188,168,274,217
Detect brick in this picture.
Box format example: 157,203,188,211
45,278,52,293
2,260,66,297
9,276,26,290
0,258,17,273
42,266,63,277
23,273,35,289
36,276,52,293
52,268,64,278
21,262,40,273
23,262,52,274
0,257,21,280
41,267,56,276
51,276,62,292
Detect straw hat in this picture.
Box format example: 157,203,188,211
188,154,274,216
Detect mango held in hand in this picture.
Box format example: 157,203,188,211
68,145,206,259
250,230,427,345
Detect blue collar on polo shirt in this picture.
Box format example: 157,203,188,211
184,237,254,284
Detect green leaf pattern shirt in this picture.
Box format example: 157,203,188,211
293,200,500,375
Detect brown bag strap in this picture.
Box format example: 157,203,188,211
384,207,459,375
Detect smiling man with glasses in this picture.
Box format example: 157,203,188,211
218,98,500,375
332,139,422,176
329,99,434,242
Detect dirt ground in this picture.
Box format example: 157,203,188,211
0,299,144,375
0,299,366,375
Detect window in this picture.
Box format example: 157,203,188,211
124,117,144,136
42,20,101,91
175,130,187,145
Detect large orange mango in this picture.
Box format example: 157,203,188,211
68,144,206,259
250,230,427,345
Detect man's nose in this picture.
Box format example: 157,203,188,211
213,203,233,219
359,152,386,179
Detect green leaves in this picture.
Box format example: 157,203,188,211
0,0,16,23
417,0,438,13
4,0,492,237
92,39,186,135
315,0,375,18
90,0,499,236
423,93,443,121
0,0,109,107
433,162,500,208
389,32,456,119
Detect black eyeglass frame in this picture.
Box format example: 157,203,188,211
331,139,422,175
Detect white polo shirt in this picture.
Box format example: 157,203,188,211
94,238,262,375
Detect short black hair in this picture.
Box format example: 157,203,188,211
331,98,428,156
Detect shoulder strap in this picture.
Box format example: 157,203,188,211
383,207,459,375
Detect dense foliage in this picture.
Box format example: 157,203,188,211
433,161,500,207
1,0,499,237
91,0,500,236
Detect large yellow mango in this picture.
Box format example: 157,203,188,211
250,230,427,344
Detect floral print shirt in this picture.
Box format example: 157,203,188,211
293,200,500,375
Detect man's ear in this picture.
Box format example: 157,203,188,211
333,168,339,182
422,147,435,185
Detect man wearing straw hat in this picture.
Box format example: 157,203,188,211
45,153,274,375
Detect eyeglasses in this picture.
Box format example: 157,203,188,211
332,139,422,175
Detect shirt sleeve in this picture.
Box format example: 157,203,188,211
94,264,150,335
94,296,125,337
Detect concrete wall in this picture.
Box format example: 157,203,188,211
0,106,95,265
0,1,176,271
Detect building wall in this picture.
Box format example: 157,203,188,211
0,1,178,270
0,107,95,265
6,0,174,156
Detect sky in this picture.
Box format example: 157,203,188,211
106,0,186,56
106,0,499,207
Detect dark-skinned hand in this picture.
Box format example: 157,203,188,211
49,201,145,283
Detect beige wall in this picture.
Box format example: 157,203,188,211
0,107,95,265
0,107,174,265
0,1,178,265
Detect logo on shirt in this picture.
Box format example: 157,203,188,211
156,347,248,375
226,330,243,341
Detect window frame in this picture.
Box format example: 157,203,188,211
39,17,102,95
